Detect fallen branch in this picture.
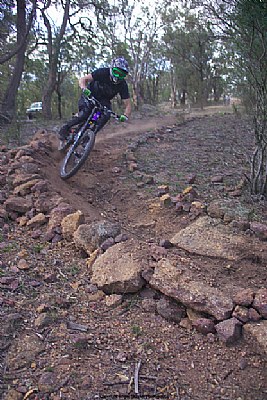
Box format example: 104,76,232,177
134,360,142,394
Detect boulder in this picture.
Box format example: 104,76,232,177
233,288,254,306
243,320,267,354
91,240,145,294
13,179,40,196
253,288,267,318
149,259,233,321
192,318,216,335
170,216,264,261
74,219,121,254
215,317,243,345
6,334,45,370
250,222,267,241
27,213,47,228
48,203,75,230
61,210,85,240
4,196,32,214
207,199,251,222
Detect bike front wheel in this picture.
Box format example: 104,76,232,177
60,129,96,180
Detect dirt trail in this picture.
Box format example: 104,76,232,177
42,112,178,222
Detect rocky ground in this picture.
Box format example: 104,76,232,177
0,105,267,400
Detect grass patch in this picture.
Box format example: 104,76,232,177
131,324,142,337
32,243,45,253
2,243,17,253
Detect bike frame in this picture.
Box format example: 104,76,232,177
82,95,119,135
60,95,120,179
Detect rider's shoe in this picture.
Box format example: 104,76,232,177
58,139,66,151
58,125,70,151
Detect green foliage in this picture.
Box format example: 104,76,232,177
2,243,17,253
68,264,80,276
161,5,222,106
0,120,22,145
0,1,16,51
45,366,54,372
32,243,45,254
131,324,142,337
229,0,267,195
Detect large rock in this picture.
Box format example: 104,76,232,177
38,372,58,393
149,259,233,321
207,199,251,222
12,173,41,187
170,216,263,261
243,320,267,354
253,288,267,318
4,196,32,214
34,193,63,213
74,219,121,254
27,212,47,228
61,210,85,240
215,317,243,345
48,203,75,230
6,334,45,370
91,240,145,294
17,161,41,175
13,179,41,196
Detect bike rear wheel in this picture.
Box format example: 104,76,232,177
60,129,96,179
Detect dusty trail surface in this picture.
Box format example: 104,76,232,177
1,106,267,400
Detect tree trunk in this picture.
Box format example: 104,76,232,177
132,81,142,110
180,90,186,106
250,105,267,196
41,0,70,120
1,0,27,122
42,59,58,119
170,69,177,108
56,72,62,120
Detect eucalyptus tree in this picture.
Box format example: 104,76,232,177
161,4,217,109
205,0,267,196
100,0,163,109
0,0,37,123
124,2,163,108
24,0,112,120
38,0,71,119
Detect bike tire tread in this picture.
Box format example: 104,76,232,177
60,130,96,179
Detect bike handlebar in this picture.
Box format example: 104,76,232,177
82,94,125,121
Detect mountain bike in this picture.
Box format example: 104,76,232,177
59,95,124,180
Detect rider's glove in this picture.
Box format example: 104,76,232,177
119,114,128,122
83,88,91,97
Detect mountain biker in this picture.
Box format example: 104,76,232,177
58,56,131,149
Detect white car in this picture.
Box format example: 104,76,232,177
26,102,42,119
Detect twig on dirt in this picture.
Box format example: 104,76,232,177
57,267,68,278
35,332,44,341
23,388,38,400
66,320,88,332
134,360,142,394
103,380,130,386
86,248,101,269
128,376,134,393
176,384,180,400
139,374,157,380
